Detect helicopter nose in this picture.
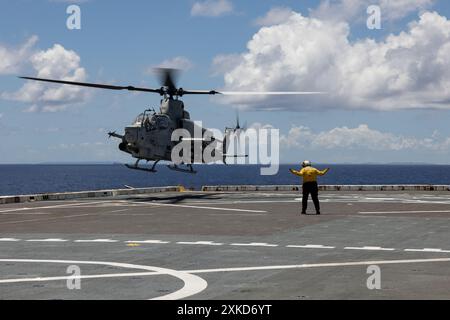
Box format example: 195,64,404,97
125,127,138,144
119,141,128,152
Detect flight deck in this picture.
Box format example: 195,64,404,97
0,188,449,300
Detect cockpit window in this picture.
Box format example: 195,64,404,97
133,113,145,125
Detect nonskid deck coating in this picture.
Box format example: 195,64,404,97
0,190,449,299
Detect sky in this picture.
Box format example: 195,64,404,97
0,0,450,164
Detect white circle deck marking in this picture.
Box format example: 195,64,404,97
1,258,450,299
0,259,207,300
182,257,450,274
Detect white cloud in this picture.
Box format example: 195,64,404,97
191,0,233,17
214,11,450,111
211,54,241,75
153,56,194,71
380,0,434,21
311,0,434,23
253,7,295,26
2,42,89,112
49,0,89,3
0,36,38,75
280,124,450,152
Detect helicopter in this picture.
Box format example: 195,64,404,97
20,69,323,174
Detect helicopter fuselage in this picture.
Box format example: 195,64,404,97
115,98,216,165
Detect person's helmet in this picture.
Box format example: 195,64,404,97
302,160,312,167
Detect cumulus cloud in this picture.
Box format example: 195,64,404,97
49,0,88,3
0,36,38,75
311,0,434,23
380,0,434,20
2,41,89,112
152,56,194,71
214,11,450,111
211,54,241,76
191,0,233,17
279,124,450,152
253,7,295,26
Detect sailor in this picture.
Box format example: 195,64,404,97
290,161,330,215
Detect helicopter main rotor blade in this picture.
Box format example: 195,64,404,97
181,89,220,95
19,77,325,97
19,77,163,94
218,91,326,95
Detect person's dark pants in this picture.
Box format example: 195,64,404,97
302,181,320,214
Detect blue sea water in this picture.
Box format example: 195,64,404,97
0,164,449,196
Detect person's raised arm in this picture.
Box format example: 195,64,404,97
317,168,330,176
289,168,303,177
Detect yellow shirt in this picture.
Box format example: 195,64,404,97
290,167,329,183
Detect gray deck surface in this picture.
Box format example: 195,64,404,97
0,191,449,300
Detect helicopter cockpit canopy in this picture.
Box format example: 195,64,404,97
154,115,170,129
133,113,170,131
133,113,146,126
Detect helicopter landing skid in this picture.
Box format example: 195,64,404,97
125,160,159,173
167,164,197,174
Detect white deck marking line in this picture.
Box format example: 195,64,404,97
2,258,450,288
360,210,450,214
124,240,170,244
191,200,299,205
128,201,267,213
0,212,55,215
344,246,395,251
0,201,109,213
0,259,207,300
206,213,267,217
363,197,402,201
177,241,224,246
230,242,278,247
26,239,68,242
405,248,450,253
0,213,93,225
74,239,118,243
287,244,335,249
6,237,450,253
108,209,130,213
0,272,160,284
183,258,450,274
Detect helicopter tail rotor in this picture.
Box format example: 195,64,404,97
235,111,247,132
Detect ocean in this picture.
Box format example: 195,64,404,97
0,164,449,196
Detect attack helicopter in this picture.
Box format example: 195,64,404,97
20,69,322,174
